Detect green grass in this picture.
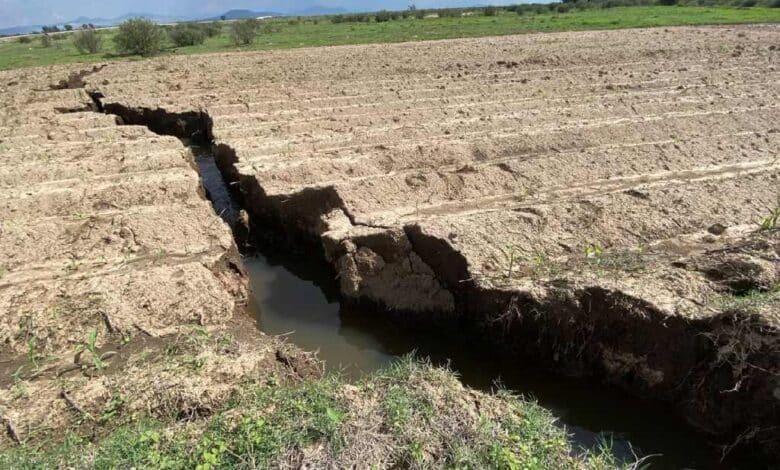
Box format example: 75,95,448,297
0,357,623,469
719,283,780,314
1,6,778,70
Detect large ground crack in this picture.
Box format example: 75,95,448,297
83,91,780,465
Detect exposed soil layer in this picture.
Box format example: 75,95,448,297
0,64,322,448
1,25,778,464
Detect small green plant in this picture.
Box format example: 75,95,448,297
406,440,425,464
11,382,29,400
99,393,125,424
759,198,779,230
26,337,42,370
113,18,165,56
40,33,52,48
502,244,518,279
73,27,102,54
230,19,259,46
78,329,116,372
11,365,24,383
584,243,604,261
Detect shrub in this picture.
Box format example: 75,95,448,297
201,22,222,38
17,36,32,44
168,23,206,47
73,27,102,54
483,6,498,16
40,34,52,48
438,9,462,18
656,0,678,4
376,10,392,22
414,9,426,19
230,19,259,46
739,0,756,6
772,0,780,7
113,18,164,56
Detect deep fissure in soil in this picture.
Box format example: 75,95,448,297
85,91,778,468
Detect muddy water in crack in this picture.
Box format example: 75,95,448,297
194,150,729,470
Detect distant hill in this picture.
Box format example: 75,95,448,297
1,4,362,37
0,25,41,36
0,12,188,36
69,12,187,27
208,10,282,21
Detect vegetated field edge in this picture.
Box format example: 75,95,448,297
1,6,779,71
0,357,624,469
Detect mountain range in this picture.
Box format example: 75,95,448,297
0,5,349,36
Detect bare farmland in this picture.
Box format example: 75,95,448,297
1,24,778,462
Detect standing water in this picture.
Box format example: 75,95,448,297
194,149,735,470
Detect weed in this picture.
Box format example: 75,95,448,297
11,367,29,400
759,197,779,230
77,329,115,372
11,383,29,400
194,378,347,468
11,365,24,383
406,440,425,464
584,242,604,262
26,337,42,371
719,284,780,314
382,385,413,433
99,393,125,424
186,355,207,372
501,244,519,279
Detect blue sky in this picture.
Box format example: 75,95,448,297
0,0,527,28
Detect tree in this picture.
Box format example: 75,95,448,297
113,18,164,56
73,26,102,54
64,24,73,31
230,18,259,46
